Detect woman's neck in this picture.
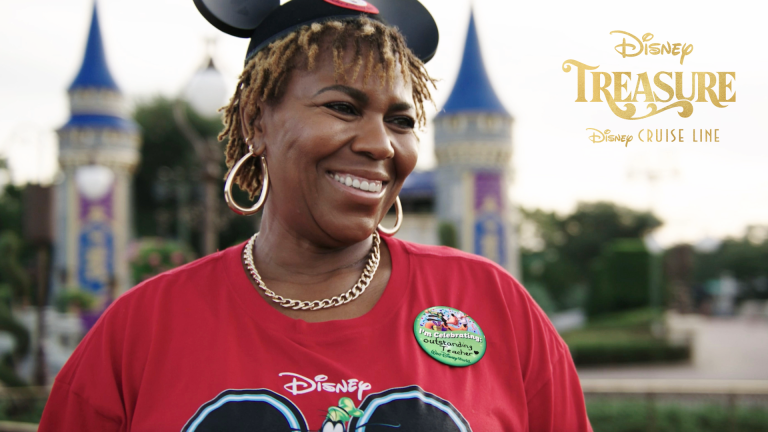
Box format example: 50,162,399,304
253,215,375,281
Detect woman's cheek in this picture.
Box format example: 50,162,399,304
396,139,419,175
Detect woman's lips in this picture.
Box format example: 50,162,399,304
328,171,383,193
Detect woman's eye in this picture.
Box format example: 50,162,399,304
389,116,416,129
325,102,357,116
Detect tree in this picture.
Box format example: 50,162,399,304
693,226,768,301
0,184,23,235
0,184,40,388
132,97,257,257
520,202,662,311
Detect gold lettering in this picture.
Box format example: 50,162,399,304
610,31,643,58
591,72,612,102
632,72,656,102
718,72,736,103
696,72,726,107
562,60,599,102
675,72,696,101
681,43,694,65
613,72,632,102
653,72,674,102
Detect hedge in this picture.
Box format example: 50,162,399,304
587,400,768,432
568,339,690,366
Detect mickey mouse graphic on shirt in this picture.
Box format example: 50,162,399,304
182,385,472,431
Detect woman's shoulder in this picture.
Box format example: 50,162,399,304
389,236,514,279
61,243,246,376
104,242,244,316
388,237,547,315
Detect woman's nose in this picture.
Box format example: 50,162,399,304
350,116,395,160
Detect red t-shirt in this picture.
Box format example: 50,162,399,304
39,235,592,431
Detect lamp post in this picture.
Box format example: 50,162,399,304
173,56,228,255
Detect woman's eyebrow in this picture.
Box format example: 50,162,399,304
313,85,413,112
389,101,414,112
313,85,369,105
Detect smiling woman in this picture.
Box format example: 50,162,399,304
38,1,592,431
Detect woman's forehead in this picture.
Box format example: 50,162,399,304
289,41,413,101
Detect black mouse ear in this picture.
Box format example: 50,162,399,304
194,0,281,38
368,0,439,63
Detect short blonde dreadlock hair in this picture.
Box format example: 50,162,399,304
219,16,437,199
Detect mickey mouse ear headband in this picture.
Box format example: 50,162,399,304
193,0,439,64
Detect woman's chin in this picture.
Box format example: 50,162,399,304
320,218,379,246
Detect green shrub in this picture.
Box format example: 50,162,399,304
0,395,47,423
588,238,652,317
438,222,458,248
587,400,768,432
128,238,195,283
562,308,690,366
584,307,657,329
568,339,690,366
53,289,97,313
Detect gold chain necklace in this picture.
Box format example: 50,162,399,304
243,231,381,311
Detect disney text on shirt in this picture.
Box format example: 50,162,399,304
280,372,373,401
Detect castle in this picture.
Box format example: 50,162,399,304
53,2,141,300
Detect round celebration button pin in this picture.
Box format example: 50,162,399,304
413,306,486,367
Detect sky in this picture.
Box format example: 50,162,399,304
1,0,766,247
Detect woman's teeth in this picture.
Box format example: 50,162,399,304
333,173,382,192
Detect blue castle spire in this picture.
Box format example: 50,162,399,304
61,1,137,133
437,9,510,117
68,1,119,92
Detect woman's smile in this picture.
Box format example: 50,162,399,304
325,169,388,206
329,171,384,193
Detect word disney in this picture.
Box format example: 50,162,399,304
562,31,735,120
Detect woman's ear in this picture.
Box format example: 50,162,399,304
239,97,267,156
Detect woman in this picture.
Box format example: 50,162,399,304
40,0,592,430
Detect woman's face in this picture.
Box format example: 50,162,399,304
249,44,418,246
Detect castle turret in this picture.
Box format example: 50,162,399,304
54,1,141,300
433,9,519,277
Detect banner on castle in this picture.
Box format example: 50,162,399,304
78,186,115,293
473,172,505,265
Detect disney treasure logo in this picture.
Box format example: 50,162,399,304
562,31,735,120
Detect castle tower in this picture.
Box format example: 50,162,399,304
54,2,141,300
433,10,519,278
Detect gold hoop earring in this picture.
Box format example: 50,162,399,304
224,149,269,216
377,196,402,236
